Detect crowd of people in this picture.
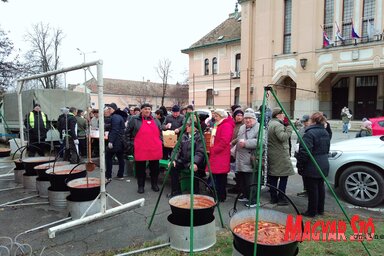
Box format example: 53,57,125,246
24,101,349,218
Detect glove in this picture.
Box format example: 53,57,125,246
74,139,79,145
108,142,113,149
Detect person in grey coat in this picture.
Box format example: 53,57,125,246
235,109,260,207
267,107,295,205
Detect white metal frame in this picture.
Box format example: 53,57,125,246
16,60,145,238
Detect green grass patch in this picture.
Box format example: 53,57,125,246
89,213,384,256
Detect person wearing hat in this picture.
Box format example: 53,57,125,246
209,109,234,202
162,105,185,159
227,107,244,194
169,120,206,197
126,103,163,193
235,108,260,207
267,107,295,205
356,117,372,137
186,105,194,113
24,103,48,157
104,103,127,182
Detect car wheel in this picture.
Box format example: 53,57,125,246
339,165,384,207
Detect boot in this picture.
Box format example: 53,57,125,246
137,175,145,194
151,176,159,192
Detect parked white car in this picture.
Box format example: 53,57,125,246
328,135,384,207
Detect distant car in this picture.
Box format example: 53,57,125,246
328,135,384,207
370,116,384,135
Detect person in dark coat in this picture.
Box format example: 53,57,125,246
162,105,185,159
57,107,69,157
296,112,330,217
126,103,163,193
24,103,48,157
62,107,79,164
169,120,205,197
105,103,127,182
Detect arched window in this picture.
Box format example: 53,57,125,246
204,59,209,75
212,57,217,75
234,87,240,105
206,89,214,106
235,54,241,73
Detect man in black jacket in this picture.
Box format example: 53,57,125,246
105,103,127,182
24,103,48,157
62,107,79,164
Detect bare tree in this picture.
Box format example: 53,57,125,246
156,58,172,107
24,22,64,89
0,27,22,96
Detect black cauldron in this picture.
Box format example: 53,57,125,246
66,177,100,201
22,156,55,176
229,184,302,256
46,164,86,191
0,148,11,157
35,161,70,180
13,159,24,170
169,194,216,226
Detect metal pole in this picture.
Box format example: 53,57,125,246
17,81,25,148
189,112,195,254
212,72,215,107
96,61,107,214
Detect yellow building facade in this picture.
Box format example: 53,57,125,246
183,0,384,120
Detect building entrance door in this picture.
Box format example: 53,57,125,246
354,76,378,120
332,78,349,119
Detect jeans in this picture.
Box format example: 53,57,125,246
212,174,227,202
342,122,349,133
105,151,125,178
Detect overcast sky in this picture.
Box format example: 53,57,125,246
0,0,239,86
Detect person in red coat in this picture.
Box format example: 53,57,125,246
209,109,234,202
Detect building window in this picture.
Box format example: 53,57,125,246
356,76,378,87
283,0,292,54
234,87,240,105
235,54,241,76
204,59,209,75
212,57,218,75
206,89,213,106
362,0,375,38
323,0,334,41
342,0,354,39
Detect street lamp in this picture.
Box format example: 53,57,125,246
76,48,96,85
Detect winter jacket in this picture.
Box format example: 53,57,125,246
125,114,163,152
107,109,127,153
296,124,330,178
175,132,205,170
162,114,185,131
267,118,294,177
64,113,78,141
24,110,48,142
235,123,260,173
75,116,87,139
209,117,235,174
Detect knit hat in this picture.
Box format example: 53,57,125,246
172,105,180,112
34,103,41,108
244,108,256,119
272,107,283,118
232,107,244,118
213,109,228,118
105,103,117,110
186,105,194,111
231,104,241,113
300,114,310,123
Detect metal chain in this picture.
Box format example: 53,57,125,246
262,91,270,186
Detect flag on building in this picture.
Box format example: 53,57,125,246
323,30,332,47
351,20,360,38
335,21,345,42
